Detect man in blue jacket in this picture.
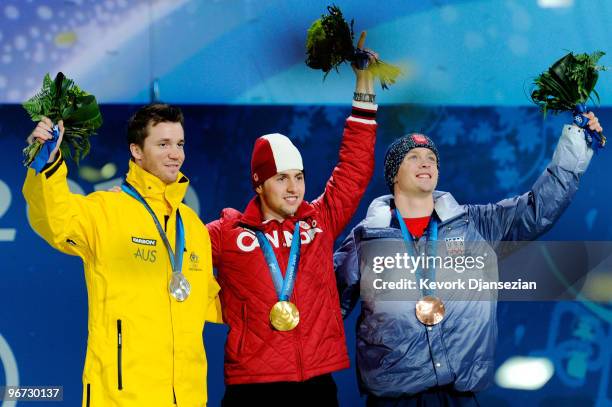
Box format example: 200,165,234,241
334,113,603,406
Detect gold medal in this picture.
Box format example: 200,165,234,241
269,301,300,331
415,296,445,326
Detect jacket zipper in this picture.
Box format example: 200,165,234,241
86,383,90,406
165,214,177,407
293,289,304,381
272,223,305,380
117,319,123,390
279,231,304,381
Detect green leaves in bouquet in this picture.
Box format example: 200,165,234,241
305,5,355,76
305,5,403,88
62,94,102,163
22,74,56,122
22,72,102,166
531,51,607,115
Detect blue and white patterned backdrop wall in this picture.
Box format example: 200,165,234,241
0,0,610,105
1,1,611,406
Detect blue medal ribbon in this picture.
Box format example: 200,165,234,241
573,104,606,152
121,181,185,273
255,223,301,301
353,48,372,70
394,209,438,297
30,125,60,174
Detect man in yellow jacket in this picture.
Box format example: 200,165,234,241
22,104,222,407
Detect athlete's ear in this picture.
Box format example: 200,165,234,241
130,143,143,161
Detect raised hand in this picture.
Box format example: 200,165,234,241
27,117,65,163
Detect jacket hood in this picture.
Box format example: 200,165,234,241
363,191,466,228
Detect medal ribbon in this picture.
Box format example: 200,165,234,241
394,209,438,297
255,223,301,301
30,125,60,174
122,181,185,274
573,104,606,152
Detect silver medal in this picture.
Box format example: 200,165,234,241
169,272,191,302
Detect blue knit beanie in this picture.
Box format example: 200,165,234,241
383,133,439,193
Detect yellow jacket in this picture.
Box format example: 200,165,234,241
23,156,222,407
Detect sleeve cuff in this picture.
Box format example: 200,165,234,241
349,100,377,125
40,152,64,179
551,124,593,174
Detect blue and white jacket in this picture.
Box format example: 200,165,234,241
334,124,593,397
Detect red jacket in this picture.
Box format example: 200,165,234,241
207,102,377,384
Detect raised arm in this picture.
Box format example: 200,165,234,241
22,118,101,260
312,33,378,238
468,114,601,246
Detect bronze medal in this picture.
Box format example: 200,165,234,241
415,296,445,326
269,301,300,331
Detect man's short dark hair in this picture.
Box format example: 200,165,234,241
127,104,184,151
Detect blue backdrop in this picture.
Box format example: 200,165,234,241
0,0,610,105
1,103,611,406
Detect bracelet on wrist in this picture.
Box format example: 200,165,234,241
353,92,375,103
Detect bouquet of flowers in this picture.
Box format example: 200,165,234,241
531,51,606,149
22,72,103,169
305,5,402,89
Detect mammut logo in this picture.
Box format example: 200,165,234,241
236,221,323,252
132,236,157,246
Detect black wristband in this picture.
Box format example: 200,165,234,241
353,92,376,103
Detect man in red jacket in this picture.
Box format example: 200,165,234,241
207,43,378,405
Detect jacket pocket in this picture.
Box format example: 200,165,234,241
326,285,344,339
117,319,123,390
238,303,247,355
86,383,90,407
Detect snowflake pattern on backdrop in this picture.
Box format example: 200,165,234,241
289,106,318,143
469,121,494,144
492,139,517,166
436,114,464,146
